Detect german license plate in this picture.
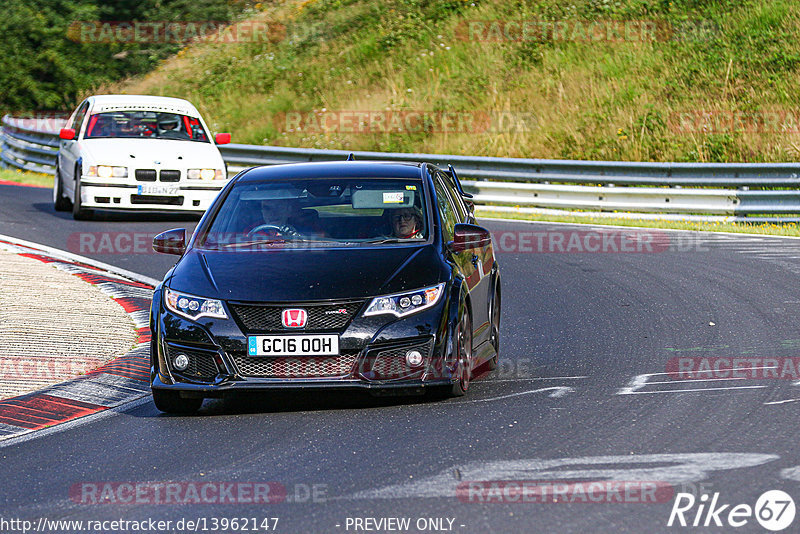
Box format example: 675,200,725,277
138,184,179,195
248,335,339,356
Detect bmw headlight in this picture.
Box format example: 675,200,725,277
187,168,224,180
165,288,228,320
87,165,127,178
363,283,445,318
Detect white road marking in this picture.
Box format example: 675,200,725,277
618,368,777,395
781,466,800,481
345,453,779,500
645,377,748,385
621,386,765,395
471,386,575,403
764,398,800,406
479,376,588,383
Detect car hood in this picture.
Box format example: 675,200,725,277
167,245,447,302
80,138,224,168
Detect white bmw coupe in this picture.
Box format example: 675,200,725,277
55,94,231,219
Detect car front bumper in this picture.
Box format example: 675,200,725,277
79,179,226,212
151,374,455,397
151,295,459,397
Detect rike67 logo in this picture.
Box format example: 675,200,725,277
668,490,795,531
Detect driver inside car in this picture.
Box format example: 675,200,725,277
247,199,302,238
157,114,188,139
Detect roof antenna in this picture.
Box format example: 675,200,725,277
346,153,355,161
448,164,473,198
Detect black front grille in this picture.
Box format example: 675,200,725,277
160,170,181,182
167,346,219,381
135,169,157,181
130,194,184,205
229,300,365,332
232,351,358,378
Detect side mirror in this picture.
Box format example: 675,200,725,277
450,223,491,253
59,128,76,140
215,132,231,145
153,228,186,255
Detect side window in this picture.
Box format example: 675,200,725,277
437,171,469,222
71,102,89,134
434,176,458,242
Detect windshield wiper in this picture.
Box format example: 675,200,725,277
361,238,407,244
221,239,287,248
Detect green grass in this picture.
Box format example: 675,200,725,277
477,209,800,237
0,168,52,187
109,0,800,163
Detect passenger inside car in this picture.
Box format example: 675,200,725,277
388,207,425,239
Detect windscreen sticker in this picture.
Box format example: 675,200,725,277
405,185,417,190
383,192,405,203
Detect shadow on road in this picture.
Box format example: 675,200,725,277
142,362,505,418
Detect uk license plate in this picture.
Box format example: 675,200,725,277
248,335,339,356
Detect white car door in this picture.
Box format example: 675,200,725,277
59,100,89,194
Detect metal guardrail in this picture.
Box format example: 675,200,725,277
4,114,800,219
1,116,62,174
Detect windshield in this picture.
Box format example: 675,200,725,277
83,111,210,142
199,177,429,249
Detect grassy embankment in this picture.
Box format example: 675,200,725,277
12,0,800,235
109,0,800,163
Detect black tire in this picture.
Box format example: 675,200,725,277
487,283,501,371
152,389,203,414
450,310,473,397
72,166,93,220
53,168,72,211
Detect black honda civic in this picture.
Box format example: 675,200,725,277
149,160,501,413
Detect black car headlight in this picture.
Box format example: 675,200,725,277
363,283,445,318
165,288,228,321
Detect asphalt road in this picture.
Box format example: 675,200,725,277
2,182,800,533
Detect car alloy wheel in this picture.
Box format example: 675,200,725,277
487,285,501,370
450,311,473,397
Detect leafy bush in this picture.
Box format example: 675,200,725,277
0,0,248,113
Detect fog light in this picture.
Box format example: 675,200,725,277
406,350,424,367
173,354,189,371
